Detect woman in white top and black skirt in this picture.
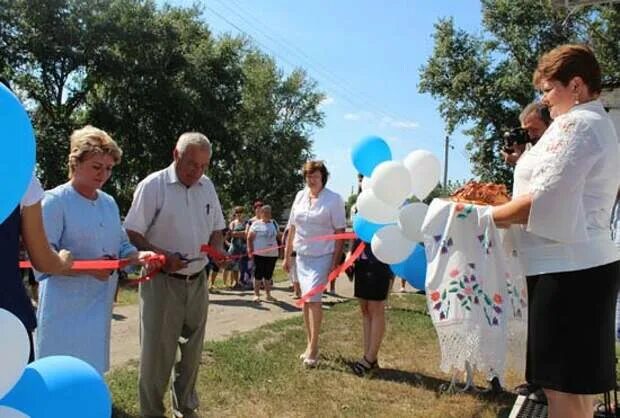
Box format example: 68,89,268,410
348,237,394,376
492,44,619,418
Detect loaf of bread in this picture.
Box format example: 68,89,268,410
450,181,511,206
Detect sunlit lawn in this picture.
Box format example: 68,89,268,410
108,293,525,418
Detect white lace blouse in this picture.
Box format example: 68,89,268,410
513,100,620,276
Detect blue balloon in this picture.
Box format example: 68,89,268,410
352,214,391,243
351,135,391,177
0,356,111,418
390,244,427,290
0,84,36,224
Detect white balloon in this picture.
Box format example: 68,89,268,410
0,406,29,418
0,309,29,399
360,176,372,192
356,189,398,224
370,161,412,206
397,202,429,242
404,150,441,200
371,224,416,264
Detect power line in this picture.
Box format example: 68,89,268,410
203,1,419,127
202,1,468,157
212,0,415,124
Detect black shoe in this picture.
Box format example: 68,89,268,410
488,376,503,394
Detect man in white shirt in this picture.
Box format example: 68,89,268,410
124,132,226,418
495,101,551,396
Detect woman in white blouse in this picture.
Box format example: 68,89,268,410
492,44,619,418
283,161,346,367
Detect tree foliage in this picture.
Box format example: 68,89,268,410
0,0,324,218
419,0,620,187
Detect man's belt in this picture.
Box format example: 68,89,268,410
166,271,203,281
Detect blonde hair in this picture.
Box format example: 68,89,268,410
68,125,122,178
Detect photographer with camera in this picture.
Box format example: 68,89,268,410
501,102,551,165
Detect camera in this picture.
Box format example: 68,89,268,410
503,127,530,151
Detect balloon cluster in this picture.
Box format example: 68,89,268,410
0,309,112,417
351,136,441,290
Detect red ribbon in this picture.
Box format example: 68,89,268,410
201,231,363,306
295,241,366,306
19,259,132,270
19,232,362,293
19,254,167,286
125,254,166,285
200,231,357,262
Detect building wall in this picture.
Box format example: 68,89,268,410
601,87,620,135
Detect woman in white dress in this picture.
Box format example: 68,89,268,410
283,161,346,367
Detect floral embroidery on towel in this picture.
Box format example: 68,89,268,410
432,263,503,326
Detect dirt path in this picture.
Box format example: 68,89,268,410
109,277,359,368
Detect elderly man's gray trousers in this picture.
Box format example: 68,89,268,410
138,271,209,418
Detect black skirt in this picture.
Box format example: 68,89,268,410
354,261,394,301
526,261,620,394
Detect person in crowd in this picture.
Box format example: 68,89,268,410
124,132,226,418
207,225,229,292
248,200,263,226
35,126,161,374
501,101,552,165
18,240,41,303
244,200,264,289
207,259,221,292
327,253,345,295
348,235,394,376
283,161,346,367
247,205,281,302
283,226,301,299
224,206,248,289
501,101,552,398
0,77,73,362
492,44,619,418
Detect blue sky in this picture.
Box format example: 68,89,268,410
171,0,484,198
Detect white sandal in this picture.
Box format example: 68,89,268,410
303,357,318,368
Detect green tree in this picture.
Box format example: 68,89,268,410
419,0,620,187
1,0,324,218
0,0,116,187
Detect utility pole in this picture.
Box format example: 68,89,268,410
443,135,449,189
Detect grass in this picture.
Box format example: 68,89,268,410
115,262,290,306
108,293,524,418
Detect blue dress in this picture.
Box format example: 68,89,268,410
36,182,136,373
